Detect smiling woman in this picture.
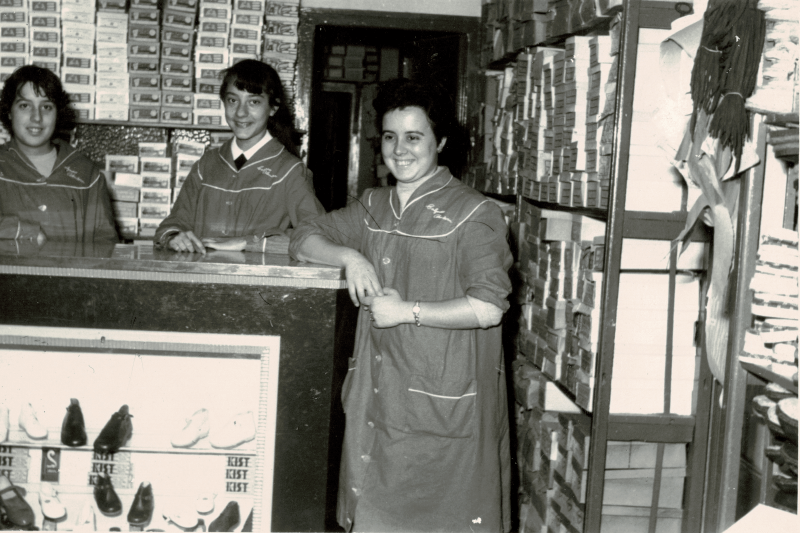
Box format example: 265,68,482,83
0,65,118,243
154,60,325,254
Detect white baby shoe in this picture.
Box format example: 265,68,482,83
171,408,210,448
0,406,8,442
209,411,256,449
19,403,47,440
39,482,66,520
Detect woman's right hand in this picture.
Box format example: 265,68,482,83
168,230,206,254
343,251,382,307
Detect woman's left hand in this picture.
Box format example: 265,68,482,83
366,287,410,328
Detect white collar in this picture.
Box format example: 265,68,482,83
231,130,273,161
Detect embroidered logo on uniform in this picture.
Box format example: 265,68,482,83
426,204,452,223
256,166,278,178
64,166,84,184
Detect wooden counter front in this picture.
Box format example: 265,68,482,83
0,242,348,532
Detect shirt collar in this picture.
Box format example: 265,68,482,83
230,130,273,161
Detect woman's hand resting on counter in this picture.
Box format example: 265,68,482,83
168,230,206,254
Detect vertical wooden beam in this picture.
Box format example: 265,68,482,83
584,1,640,531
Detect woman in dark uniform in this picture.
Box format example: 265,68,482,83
290,78,514,532
0,65,118,243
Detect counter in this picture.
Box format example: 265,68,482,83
0,242,349,532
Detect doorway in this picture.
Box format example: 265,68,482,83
306,25,463,211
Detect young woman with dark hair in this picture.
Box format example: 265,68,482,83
155,60,324,253
0,65,118,243
291,77,513,532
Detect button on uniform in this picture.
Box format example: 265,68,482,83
360,454,370,463
382,257,391,265
375,354,381,362
367,421,374,428
38,205,47,211
373,388,378,394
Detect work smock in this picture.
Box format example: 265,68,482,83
290,167,514,532
155,137,324,248
0,138,118,242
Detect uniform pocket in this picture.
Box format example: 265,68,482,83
341,357,357,413
405,374,477,439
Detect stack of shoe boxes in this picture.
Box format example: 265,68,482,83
94,8,128,122
106,154,140,240
230,0,263,64
128,0,160,122
172,139,204,201
194,0,227,116
29,0,60,75
139,150,172,237
571,237,605,410
583,34,616,209
30,2,60,74
264,0,298,106
160,0,195,125
0,0,27,89
560,36,591,206
60,0,93,120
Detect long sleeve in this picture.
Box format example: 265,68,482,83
289,189,372,260
0,215,39,240
84,168,120,242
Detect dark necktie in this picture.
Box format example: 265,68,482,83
234,154,247,170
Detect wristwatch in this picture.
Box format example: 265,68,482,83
412,301,421,327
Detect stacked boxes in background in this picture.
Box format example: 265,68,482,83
0,0,29,89
95,8,128,121
128,0,161,122
160,0,195,125
30,0,60,75
60,0,95,120
107,139,208,239
194,0,226,120
263,0,298,108
230,0,263,64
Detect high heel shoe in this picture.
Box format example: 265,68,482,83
0,474,34,529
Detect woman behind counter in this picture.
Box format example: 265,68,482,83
290,78,514,532
0,65,118,243
154,60,324,254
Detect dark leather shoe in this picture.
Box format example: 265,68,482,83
241,509,252,532
127,482,154,526
94,405,133,453
208,501,239,532
0,474,34,529
61,398,87,447
93,472,122,516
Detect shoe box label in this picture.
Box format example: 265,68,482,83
40,447,60,482
0,445,29,484
88,451,133,489
224,455,252,493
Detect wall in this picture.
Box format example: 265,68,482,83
301,0,481,17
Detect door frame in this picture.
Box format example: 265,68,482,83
296,8,481,144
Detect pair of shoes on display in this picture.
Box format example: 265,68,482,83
93,474,154,526
19,403,48,440
61,398,87,447
38,482,66,521
208,501,240,532
171,409,256,449
94,405,133,454
0,474,34,530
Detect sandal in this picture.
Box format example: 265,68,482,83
0,474,35,529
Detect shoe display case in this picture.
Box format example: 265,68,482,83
0,242,347,532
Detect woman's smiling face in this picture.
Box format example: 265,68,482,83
381,106,446,186
223,84,276,151
10,82,57,156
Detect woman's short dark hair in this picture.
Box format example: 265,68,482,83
219,59,300,157
0,65,75,135
372,78,455,144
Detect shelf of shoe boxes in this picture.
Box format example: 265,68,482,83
0,0,300,127
741,227,798,511
0,348,261,529
461,0,622,195
489,15,708,533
